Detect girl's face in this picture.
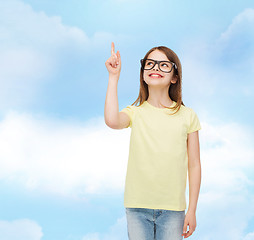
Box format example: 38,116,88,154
143,49,177,88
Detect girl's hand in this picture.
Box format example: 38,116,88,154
105,42,121,77
182,210,196,238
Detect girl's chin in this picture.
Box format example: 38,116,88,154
146,79,166,84
145,81,171,87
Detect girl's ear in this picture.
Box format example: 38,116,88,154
171,75,178,84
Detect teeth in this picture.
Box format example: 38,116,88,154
150,74,161,77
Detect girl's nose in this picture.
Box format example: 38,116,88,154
153,63,161,71
153,65,160,71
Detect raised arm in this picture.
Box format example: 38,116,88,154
104,42,130,129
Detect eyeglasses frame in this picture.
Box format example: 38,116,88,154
140,58,177,73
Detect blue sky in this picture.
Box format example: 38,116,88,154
0,0,254,239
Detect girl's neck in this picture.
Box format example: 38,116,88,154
146,97,173,108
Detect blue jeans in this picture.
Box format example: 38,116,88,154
125,207,185,240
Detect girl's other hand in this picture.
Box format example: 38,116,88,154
182,210,196,238
105,42,121,77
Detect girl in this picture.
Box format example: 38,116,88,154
105,42,201,240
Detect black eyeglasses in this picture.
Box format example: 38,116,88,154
140,58,177,73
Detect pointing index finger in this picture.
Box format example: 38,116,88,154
111,42,115,56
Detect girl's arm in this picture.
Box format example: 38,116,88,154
182,130,201,238
187,130,201,213
104,42,130,129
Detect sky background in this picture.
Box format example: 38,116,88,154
0,0,254,239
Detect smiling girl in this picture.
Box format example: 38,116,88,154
105,42,201,240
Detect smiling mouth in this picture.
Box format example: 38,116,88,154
149,73,163,78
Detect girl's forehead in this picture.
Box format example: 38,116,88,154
147,50,168,61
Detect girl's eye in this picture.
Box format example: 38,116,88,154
161,63,169,67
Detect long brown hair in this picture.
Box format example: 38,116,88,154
131,46,185,114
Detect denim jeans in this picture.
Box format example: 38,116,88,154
125,207,185,240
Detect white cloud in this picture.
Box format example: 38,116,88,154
0,110,130,199
218,8,254,43
82,215,127,240
0,219,43,240
243,232,254,240
0,0,89,48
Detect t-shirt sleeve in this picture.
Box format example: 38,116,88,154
188,108,201,134
120,105,135,128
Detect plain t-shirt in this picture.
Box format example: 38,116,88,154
120,100,201,211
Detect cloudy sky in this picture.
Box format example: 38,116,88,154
0,0,254,239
